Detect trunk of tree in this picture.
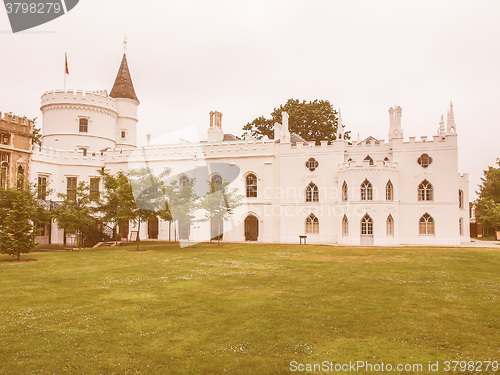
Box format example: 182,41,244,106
136,221,140,251
17,252,21,261
169,221,171,242
114,223,118,246
217,221,221,246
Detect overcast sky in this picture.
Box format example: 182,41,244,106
1,0,499,198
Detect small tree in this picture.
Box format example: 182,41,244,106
199,181,243,245
163,177,198,243
0,177,49,260
54,181,99,248
98,170,137,245
129,167,171,250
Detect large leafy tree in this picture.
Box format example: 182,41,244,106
475,159,500,236
242,99,348,144
0,177,50,260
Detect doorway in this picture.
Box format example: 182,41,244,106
245,215,259,241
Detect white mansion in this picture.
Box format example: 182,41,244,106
30,53,470,246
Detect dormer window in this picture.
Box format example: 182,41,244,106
79,118,88,133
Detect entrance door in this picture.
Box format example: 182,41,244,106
245,215,259,241
148,217,159,239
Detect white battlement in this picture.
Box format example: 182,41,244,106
338,160,399,171
41,89,118,113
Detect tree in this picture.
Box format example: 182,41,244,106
198,180,243,245
54,181,100,248
129,167,172,250
98,170,137,245
475,159,500,237
242,99,349,144
163,176,198,243
0,177,50,260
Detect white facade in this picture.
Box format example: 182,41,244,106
30,54,470,246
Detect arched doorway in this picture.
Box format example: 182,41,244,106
245,215,259,241
148,217,159,239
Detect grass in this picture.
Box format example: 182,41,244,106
0,242,499,374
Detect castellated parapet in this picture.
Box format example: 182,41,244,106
40,89,119,151
41,90,118,114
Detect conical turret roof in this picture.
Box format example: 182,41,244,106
110,54,139,103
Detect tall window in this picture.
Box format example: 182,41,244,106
211,174,223,191
342,215,348,237
246,174,257,198
419,213,434,235
459,218,463,235
386,180,393,201
67,177,77,202
342,181,348,201
121,130,126,139
90,177,100,200
79,118,88,133
364,155,374,165
1,152,9,188
360,179,373,200
386,214,394,236
306,182,319,202
458,189,464,209
305,213,319,234
361,214,373,235
1,134,9,145
17,165,24,189
179,174,189,187
38,175,47,200
418,180,433,201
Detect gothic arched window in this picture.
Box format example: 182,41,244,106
418,180,433,201
342,215,348,237
386,180,393,201
305,213,319,234
360,179,373,201
306,182,319,202
342,181,348,201
364,155,374,165
361,214,373,235
419,213,434,235
386,214,394,236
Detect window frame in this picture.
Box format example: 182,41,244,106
418,180,433,201
305,213,319,234
360,179,373,201
245,173,258,198
66,177,78,202
342,215,348,237
361,214,373,235
419,213,435,235
386,214,394,237
79,118,89,133
342,181,348,202
306,182,319,202
386,180,394,201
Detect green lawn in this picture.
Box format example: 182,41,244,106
0,243,499,374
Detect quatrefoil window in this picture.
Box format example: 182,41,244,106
305,158,319,171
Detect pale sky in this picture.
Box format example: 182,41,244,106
1,0,499,199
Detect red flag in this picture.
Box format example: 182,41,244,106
65,53,69,75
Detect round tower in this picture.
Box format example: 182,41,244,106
40,89,118,151
110,53,139,149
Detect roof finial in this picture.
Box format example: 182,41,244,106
123,35,128,54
